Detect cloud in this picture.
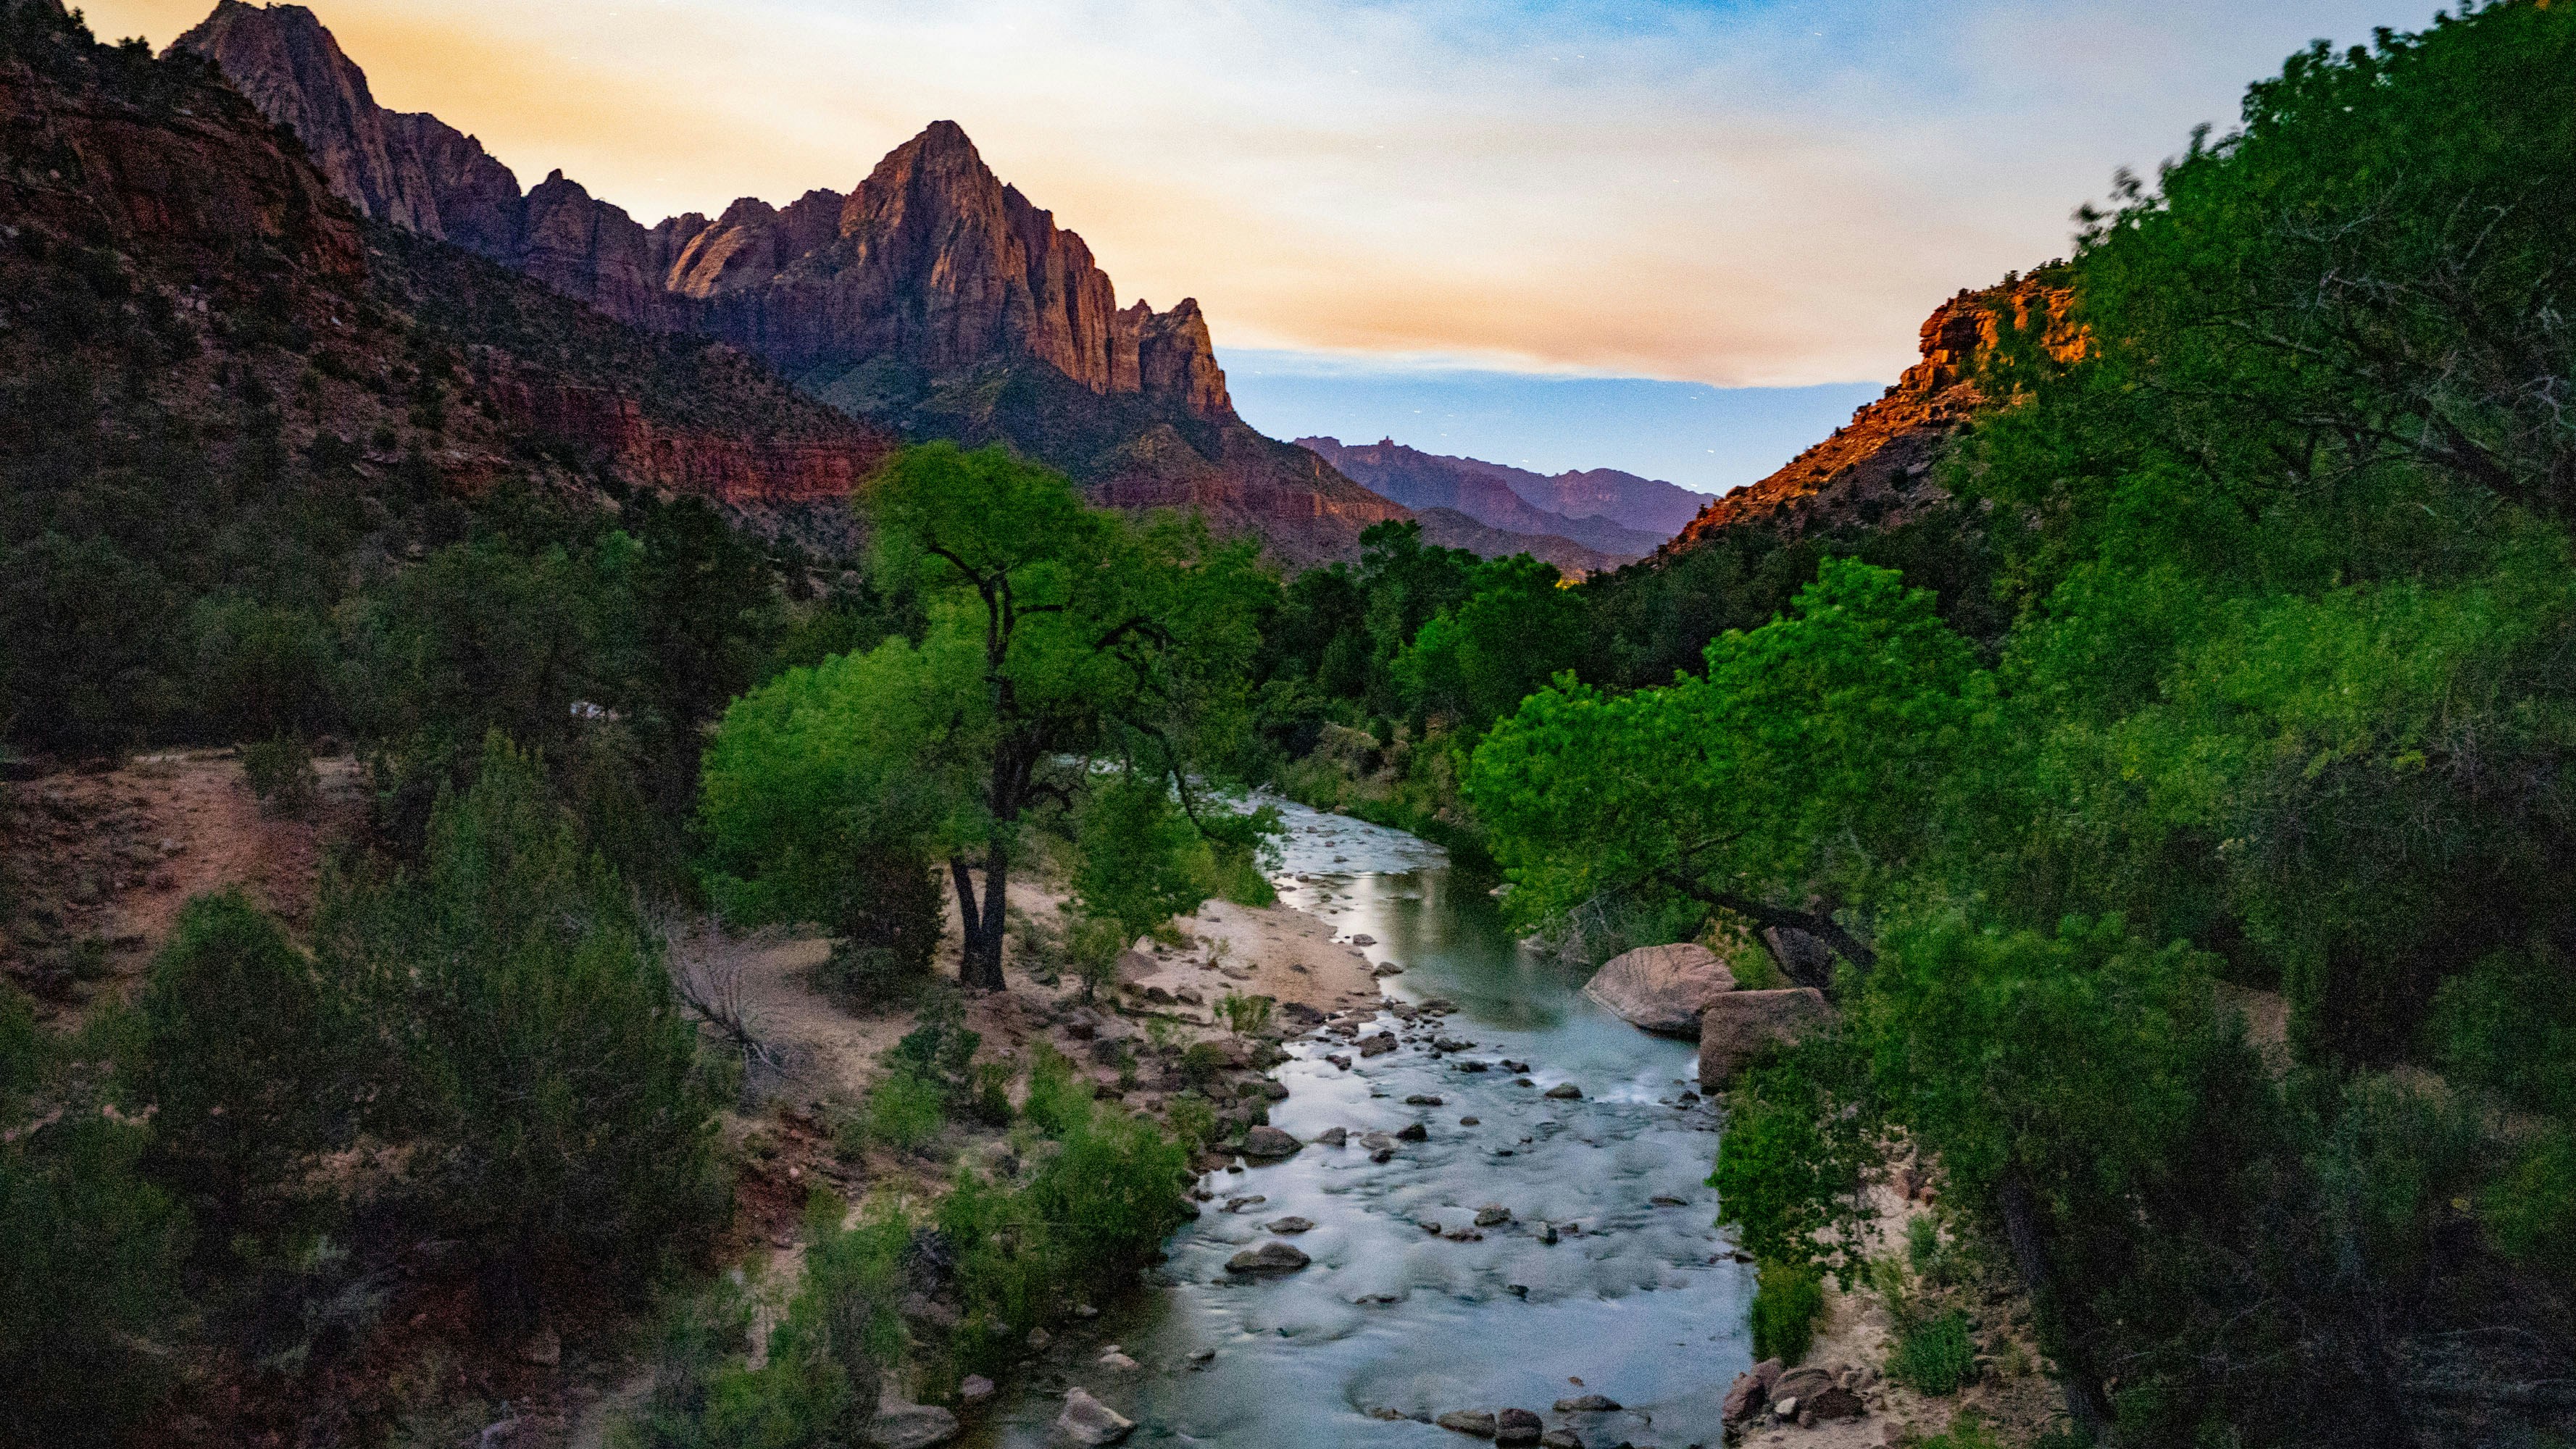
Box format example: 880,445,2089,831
88,0,2442,386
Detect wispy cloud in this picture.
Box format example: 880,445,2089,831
93,0,2440,385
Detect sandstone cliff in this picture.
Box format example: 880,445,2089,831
174,2,1414,561
1661,276,2078,554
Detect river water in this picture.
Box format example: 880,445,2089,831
967,800,1754,1448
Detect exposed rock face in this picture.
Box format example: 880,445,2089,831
478,365,893,509
1697,988,1835,1089
1582,943,1738,1037
1301,436,1666,558
1662,277,2080,553
177,3,1411,561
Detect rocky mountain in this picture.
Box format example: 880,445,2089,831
1296,436,1665,559
0,2,894,550
1412,509,1625,579
1660,276,2078,555
172,1,1425,564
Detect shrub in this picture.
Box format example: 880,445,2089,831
243,735,320,817
1748,1260,1825,1365
1218,991,1273,1037
1064,913,1126,1003
968,1059,1017,1129
860,1072,947,1156
317,733,722,1297
1020,1043,1091,1138
1180,1040,1232,1082
1889,1309,1977,1395
136,891,346,1252
815,859,943,1008
1165,1093,1217,1151
1,990,191,1446
1916,1412,2006,1449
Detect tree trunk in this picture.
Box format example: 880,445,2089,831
966,837,1009,990
1997,1167,2115,1440
949,853,987,989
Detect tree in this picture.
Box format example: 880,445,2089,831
704,444,1273,990
1470,557,1994,982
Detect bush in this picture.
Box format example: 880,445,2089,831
1217,991,1273,1037
1065,913,1127,1003
317,733,722,1298
1166,1093,1217,1151
1180,1040,1232,1082
1749,1260,1825,1365
615,1193,909,1449
1889,1309,1977,1395
1,990,191,1446
860,1072,948,1156
1916,1412,2006,1449
1020,1043,1091,1138
815,859,944,1008
936,1101,1191,1377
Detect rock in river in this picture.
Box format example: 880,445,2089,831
1496,1407,1544,1445
1435,1408,1497,1437
1225,1240,1312,1275
868,1398,959,1448
1267,1215,1316,1233
1056,1387,1135,1445
1240,1125,1302,1158
1543,1082,1583,1100
1554,1394,1621,1412
1580,943,1737,1037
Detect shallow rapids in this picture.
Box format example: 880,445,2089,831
967,799,1754,1447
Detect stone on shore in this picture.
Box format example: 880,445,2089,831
1241,1125,1303,1158
1697,988,1835,1089
1772,1366,1863,1421
1435,1408,1498,1437
1055,1387,1134,1445
869,1398,960,1448
1580,943,1737,1037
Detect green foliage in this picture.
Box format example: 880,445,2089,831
1915,1412,2007,1449
1020,1043,1092,1138
241,735,320,818
614,1193,909,1449
2482,1128,2576,1284
1748,1260,1825,1366
1165,1093,1217,1152
936,1096,1191,1376
319,733,722,1292
135,892,343,1252
1073,769,1207,943
859,1072,949,1156
1217,990,1274,1038
0,988,191,1447
1712,1037,1877,1283
1889,1310,1977,1396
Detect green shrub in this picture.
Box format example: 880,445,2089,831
1180,1040,1231,1082
1889,1309,1977,1395
316,733,722,1295
1748,1260,1825,1366
1218,991,1273,1037
1065,914,1127,1003
937,1102,1191,1377
968,1059,1017,1128
815,860,943,1008
1,990,191,1446
1916,1411,2006,1449
241,735,319,818
1020,1043,1091,1138
2481,1127,2576,1284
1166,1093,1217,1151
861,1072,948,1156
136,890,345,1250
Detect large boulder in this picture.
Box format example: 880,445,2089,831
1697,988,1835,1089
1225,1240,1312,1275
1240,1125,1303,1158
1581,943,1736,1037
1055,1387,1135,1445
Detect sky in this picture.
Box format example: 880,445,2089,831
91,0,2443,491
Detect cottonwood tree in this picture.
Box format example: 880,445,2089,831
701,444,1272,990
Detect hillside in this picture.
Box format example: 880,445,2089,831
174,1,1422,564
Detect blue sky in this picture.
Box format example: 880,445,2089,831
94,0,2451,487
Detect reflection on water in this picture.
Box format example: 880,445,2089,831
967,801,1751,1448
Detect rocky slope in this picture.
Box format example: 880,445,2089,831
1661,276,2077,554
1,4,893,548
1297,435,1666,559
1411,509,1625,580
172,1,1425,563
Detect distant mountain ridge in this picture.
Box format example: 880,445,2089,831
1299,436,1712,548
170,0,1439,564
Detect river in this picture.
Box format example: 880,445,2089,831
967,799,1754,1448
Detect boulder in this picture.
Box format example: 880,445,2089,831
1267,1216,1316,1233
1435,1408,1498,1437
1474,1205,1512,1227
1696,988,1835,1089
1539,1432,1584,1449
958,1375,996,1403
1580,943,1736,1037
1772,1366,1863,1421
1720,1371,1767,1425
1495,1408,1544,1445
868,1398,960,1448
1240,1125,1302,1158
1225,1240,1312,1275
1543,1082,1583,1100
1055,1387,1134,1445
1316,1127,1349,1147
